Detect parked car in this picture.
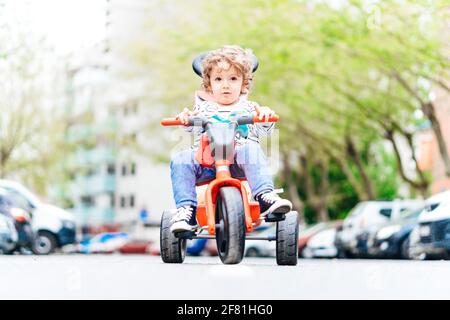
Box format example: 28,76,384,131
302,225,341,259
9,207,35,253
78,232,130,254
415,190,450,260
0,180,77,254
408,224,425,260
118,239,153,254
200,224,275,258
147,234,219,257
335,199,424,258
244,224,276,258
204,238,219,256
366,206,425,259
0,188,35,253
0,214,18,254
298,221,341,257
187,238,208,256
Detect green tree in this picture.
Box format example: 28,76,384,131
0,9,69,195
125,0,449,220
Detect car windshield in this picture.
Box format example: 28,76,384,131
399,206,425,219
300,222,327,236
425,202,440,212
0,182,41,208
0,216,9,231
348,202,368,217
0,194,13,209
1,189,35,212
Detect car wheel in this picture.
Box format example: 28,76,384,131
407,242,427,260
245,247,260,257
337,249,348,259
1,248,15,255
400,237,411,259
446,251,450,260
32,231,57,255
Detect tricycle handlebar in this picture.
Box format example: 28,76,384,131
161,114,279,127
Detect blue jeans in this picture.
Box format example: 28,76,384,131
170,142,274,208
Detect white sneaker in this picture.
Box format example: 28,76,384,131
256,191,292,216
170,206,198,233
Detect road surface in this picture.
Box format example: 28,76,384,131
1,255,449,299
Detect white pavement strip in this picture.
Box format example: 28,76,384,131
1,256,450,299
207,265,255,278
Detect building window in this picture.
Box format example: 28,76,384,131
379,208,392,218
120,196,126,208
131,162,136,175
81,196,94,206
86,167,96,177
107,163,115,175
130,195,135,208
121,164,127,176
110,193,115,208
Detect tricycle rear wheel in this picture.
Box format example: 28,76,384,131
160,210,187,263
276,211,299,266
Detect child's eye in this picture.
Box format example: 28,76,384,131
215,77,222,81
231,77,237,81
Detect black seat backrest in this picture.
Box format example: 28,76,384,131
192,52,259,77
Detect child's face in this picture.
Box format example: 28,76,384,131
209,64,244,106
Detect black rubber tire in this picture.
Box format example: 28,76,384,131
2,248,16,255
215,187,245,264
400,236,411,260
160,210,187,263
276,211,299,266
337,249,348,259
32,231,57,255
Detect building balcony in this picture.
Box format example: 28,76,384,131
71,146,117,166
72,173,116,196
72,206,115,226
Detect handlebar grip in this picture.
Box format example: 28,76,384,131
253,114,279,123
161,118,183,126
236,114,255,125
188,116,208,127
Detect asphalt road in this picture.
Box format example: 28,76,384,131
1,255,449,299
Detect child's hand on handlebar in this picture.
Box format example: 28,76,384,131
255,106,276,122
176,108,198,125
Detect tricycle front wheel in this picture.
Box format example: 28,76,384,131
215,187,246,264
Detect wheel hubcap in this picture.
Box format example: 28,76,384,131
36,236,51,253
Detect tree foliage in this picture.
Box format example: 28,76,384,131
127,0,450,221
0,9,69,195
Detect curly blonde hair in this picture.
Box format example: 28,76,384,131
201,45,254,94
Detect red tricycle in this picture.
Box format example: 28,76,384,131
160,113,299,265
